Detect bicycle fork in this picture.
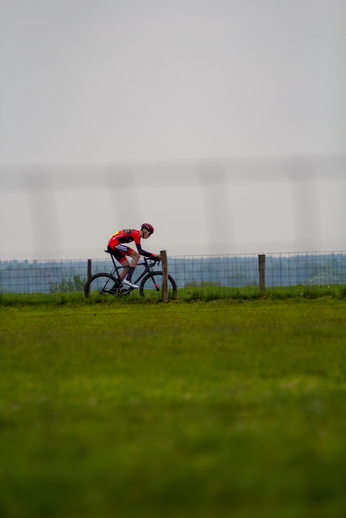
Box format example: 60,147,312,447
148,273,160,291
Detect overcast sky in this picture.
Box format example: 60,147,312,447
0,0,345,259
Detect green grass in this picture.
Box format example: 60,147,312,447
0,282,345,306
183,283,346,302
1,299,346,517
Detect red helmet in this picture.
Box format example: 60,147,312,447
141,223,154,235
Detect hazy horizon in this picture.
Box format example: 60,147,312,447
1,1,345,259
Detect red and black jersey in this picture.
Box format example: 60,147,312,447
109,229,141,246
108,229,154,259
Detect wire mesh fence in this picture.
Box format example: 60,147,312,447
1,251,345,300
0,259,88,295
168,252,346,298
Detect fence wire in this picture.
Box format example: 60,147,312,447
1,252,345,299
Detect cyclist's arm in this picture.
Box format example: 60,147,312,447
135,243,158,258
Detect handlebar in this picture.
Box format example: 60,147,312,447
143,257,160,266
134,257,160,269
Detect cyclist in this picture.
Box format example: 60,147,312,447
107,224,160,289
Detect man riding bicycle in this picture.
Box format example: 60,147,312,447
107,223,161,289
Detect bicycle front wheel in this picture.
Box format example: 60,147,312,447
84,273,121,299
139,272,177,299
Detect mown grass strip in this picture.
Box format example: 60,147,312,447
0,282,345,307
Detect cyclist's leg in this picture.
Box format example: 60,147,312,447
125,250,140,282
107,245,130,280
108,244,140,283
119,259,130,280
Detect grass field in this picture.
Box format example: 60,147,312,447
1,281,345,305
1,298,346,517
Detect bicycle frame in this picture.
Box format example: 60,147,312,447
107,254,160,294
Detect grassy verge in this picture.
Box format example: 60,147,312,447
0,282,345,306
1,299,346,517
183,283,346,301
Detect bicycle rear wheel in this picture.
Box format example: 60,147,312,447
84,273,121,299
139,272,177,299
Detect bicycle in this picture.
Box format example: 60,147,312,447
84,251,177,300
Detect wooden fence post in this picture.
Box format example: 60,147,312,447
160,250,168,303
87,259,92,298
258,254,265,293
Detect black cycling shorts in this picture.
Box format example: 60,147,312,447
107,244,132,263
